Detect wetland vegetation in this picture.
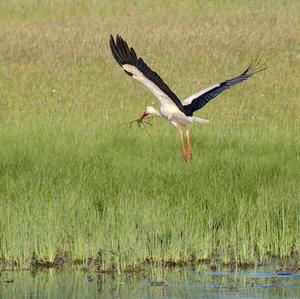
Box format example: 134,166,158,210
0,0,299,277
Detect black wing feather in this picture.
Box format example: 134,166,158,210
109,34,184,111
183,58,267,116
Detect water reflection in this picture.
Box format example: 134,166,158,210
1,265,300,299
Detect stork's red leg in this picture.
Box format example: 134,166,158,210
186,128,192,161
177,126,188,161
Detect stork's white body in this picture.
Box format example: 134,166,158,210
123,64,209,128
158,104,208,127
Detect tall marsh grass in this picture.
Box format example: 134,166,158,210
0,0,299,271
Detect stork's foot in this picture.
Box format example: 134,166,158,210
188,150,193,161
182,151,188,162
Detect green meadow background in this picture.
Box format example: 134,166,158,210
0,0,299,272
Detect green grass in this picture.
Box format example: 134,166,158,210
0,0,299,272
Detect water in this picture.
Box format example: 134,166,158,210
1,266,300,298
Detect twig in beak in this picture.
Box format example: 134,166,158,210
129,116,156,128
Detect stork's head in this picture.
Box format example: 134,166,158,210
145,106,161,117
137,106,162,126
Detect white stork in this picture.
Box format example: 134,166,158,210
109,34,267,161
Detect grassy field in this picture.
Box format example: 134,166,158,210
0,0,299,272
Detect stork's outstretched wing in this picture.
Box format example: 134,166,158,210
109,34,184,112
182,59,267,116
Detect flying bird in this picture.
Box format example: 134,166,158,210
109,34,267,161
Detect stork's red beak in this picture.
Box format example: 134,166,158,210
139,111,149,122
